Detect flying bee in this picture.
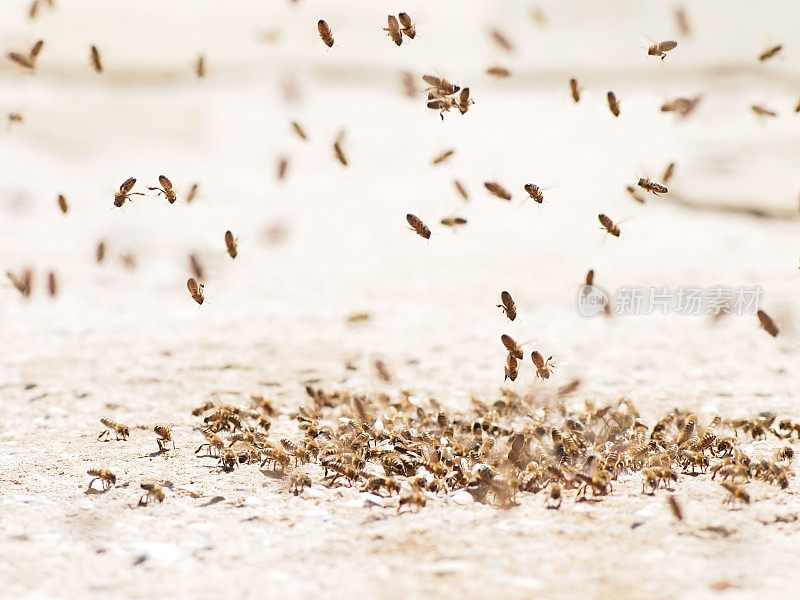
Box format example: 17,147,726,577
290,121,307,141
406,213,431,239
57,194,68,214
188,253,204,280
625,185,646,204
569,77,581,103
432,148,455,165
154,425,175,453
195,54,205,78
524,183,544,204
400,71,416,98
647,40,677,60
113,177,142,207
674,7,691,36
6,269,32,297
504,354,519,382
638,177,668,195
90,45,102,73
453,179,469,200
87,469,116,491
427,96,456,119
148,175,177,204
488,28,514,52
758,44,782,62
96,241,107,264
47,272,57,297
383,15,403,46
720,482,750,507
7,112,23,125
333,140,348,166
757,309,779,337
501,334,523,360
547,483,562,508
224,230,238,259
751,105,777,118
440,216,467,228
317,20,334,48
187,277,204,304
484,181,511,201
531,351,555,380
660,95,702,118
374,359,393,383
454,87,474,114
607,91,620,117
185,183,199,203
598,213,620,237
277,156,289,180
8,40,43,70
139,483,165,505
423,74,460,97
398,13,415,38
486,66,511,78
29,0,39,19
662,163,676,185
97,418,130,441
497,291,516,321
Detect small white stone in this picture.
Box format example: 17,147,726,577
451,490,474,505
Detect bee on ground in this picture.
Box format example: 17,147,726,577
607,91,620,117
290,473,313,495
569,78,581,103
720,482,750,507
647,40,677,60
758,44,782,62
57,194,68,214
531,351,555,380
432,148,454,165
148,175,177,204
484,181,511,201
398,13,415,39
383,15,403,46
751,105,777,118
547,483,561,508
195,54,206,78
501,334,523,360
154,425,175,453
406,213,431,239
90,45,103,73
318,20,334,48
497,291,516,321
224,230,238,259
453,179,469,200
598,213,620,237
140,483,165,505
87,469,116,491
187,278,205,305
113,177,143,208
98,418,130,441
440,216,467,228
291,121,308,141
757,309,779,337
638,177,668,195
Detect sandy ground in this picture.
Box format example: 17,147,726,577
2,1,800,598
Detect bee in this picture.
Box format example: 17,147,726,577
454,88,474,115
374,359,392,383
140,483,165,504
188,253,204,280
333,139,348,167
8,40,44,70
546,483,562,508
406,213,431,239
195,429,225,456
641,467,660,494
148,175,177,204
497,291,516,321
398,13,415,39
440,216,467,227
488,28,514,53
751,105,777,118
501,334,523,360
97,418,130,441
757,309,779,337
220,449,238,472
96,241,107,264
676,415,695,446
431,148,455,165
90,45,102,73
317,20,334,48
504,354,518,382
195,54,205,78
119,251,137,271
7,112,23,124
427,95,456,119
154,425,175,453
667,496,684,521
638,177,668,195
486,66,511,78
185,182,199,203
531,351,555,380
28,0,39,19
557,379,581,396
576,469,612,499
524,183,544,204
400,71,416,98
795,98,800,114
277,156,289,180
607,91,620,117
453,179,469,200
290,121,307,141
113,177,142,207
662,162,675,184
777,447,794,462
758,44,782,62
674,8,692,36
7,269,32,297
224,230,238,259
290,473,313,495
423,75,460,97
569,77,581,103
720,482,750,507
187,277,204,305
647,40,678,61
57,194,68,214
625,185,646,204
398,486,427,512
484,181,511,201
597,213,620,237
383,15,403,46
87,469,116,491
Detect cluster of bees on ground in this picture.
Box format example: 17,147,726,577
89,384,798,513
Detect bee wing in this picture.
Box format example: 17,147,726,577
659,40,678,51
422,74,442,87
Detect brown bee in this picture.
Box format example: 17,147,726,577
423,75,460,97
647,40,677,61
96,241,107,264
607,91,620,117
484,181,511,201
87,469,116,491
660,96,701,118
333,140,348,167
662,162,675,184
557,379,581,396
488,28,514,52
504,354,519,382
140,483,165,504
398,13,415,39
383,15,403,46
453,179,469,200
497,291,516,321
185,182,199,203
406,213,431,239
432,149,455,165
148,175,177,204
720,482,750,507
224,230,238,259
195,429,225,456
531,351,555,380
454,87,474,114
346,312,371,324
98,418,130,441
373,359,393,383
277,156,289,180
598,213,620,237
757,309,779,337
290,121,307,141
501,334,523,360
400,71,416,98
398,486,427,512
195,54,206,78
317,20,334,48
569,78,581,103
90,45,102,73
758,44,782,62
751,105,777,118
626,185,646,204
674,8,692,36
585,269,594,287
57,194,68,214
113,177,142,208
427,95,456,119
638,177,668,195
188,253,204,280
524,183,544,204
290,473,313,495
29,0,39,19
8,40,43,70
7,112,23,124
486,66,511,78
440,216,467,227
6,269,32,297
47,272,57,297
187,278,204,305
154,425,175,453
547,483,562,508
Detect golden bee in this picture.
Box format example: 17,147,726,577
758,44,782,62
531,351,555,380
57,194,68,214
751,104,777,118
432,149,455,165
317,20,334,48
195,54,206,78
383,15,403,46
148,175,177,204
97,418,130,441
607,91,620,117
398,13,415,39
569,77,581,103
140,482,165,504
598,213,620,237
497,290,516,321
87,468,116,491
398,486,427,512
406,213,431,239
113,177,142,207
720,482,750,507
488,28,514,52
187,278,205,304
638,177,668,195
453,179,469,200
757,309,779,337
647,40,677,60
439,216,467,228
501,334,523,360
290,121,307,141
290,473,313,495
154,425,175,453
224,230,238,259
524,183,544,204
504,354,519,382
484,181,512,201
90,45,102,73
